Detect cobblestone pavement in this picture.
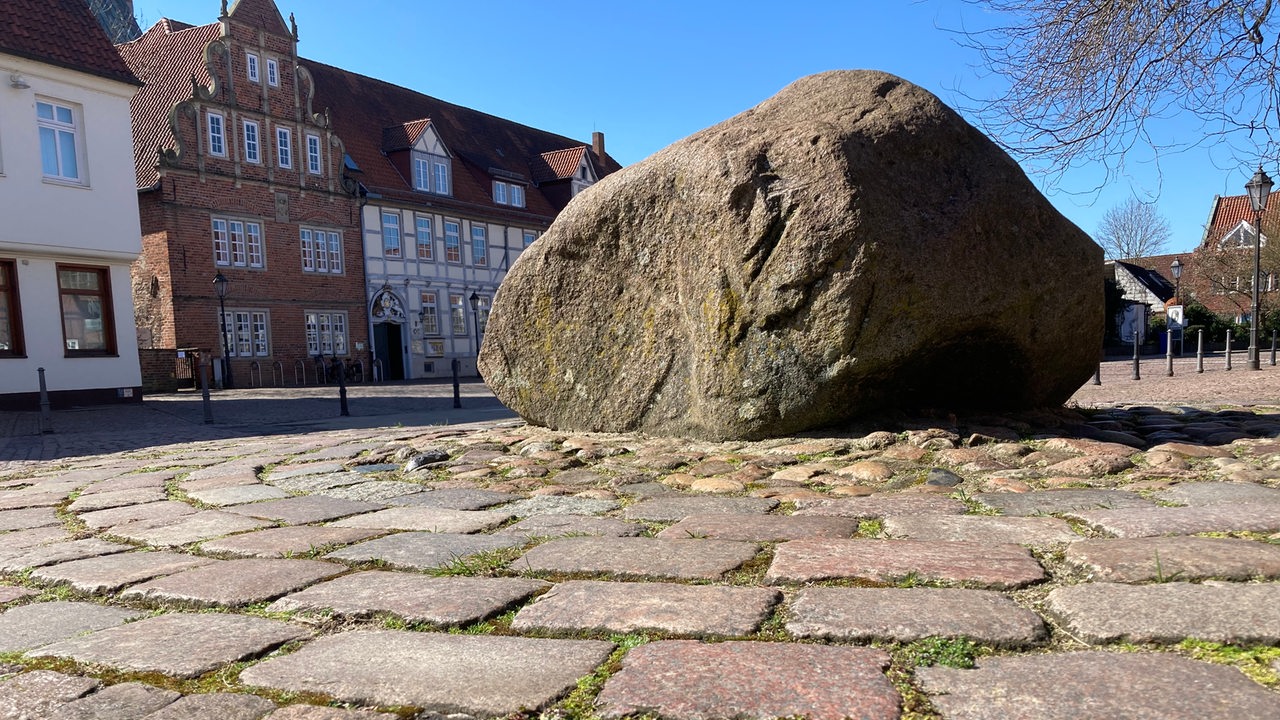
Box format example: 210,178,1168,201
1,368,1280,718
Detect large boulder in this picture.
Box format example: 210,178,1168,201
480,70,1103,441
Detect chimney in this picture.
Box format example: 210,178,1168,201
592,131,605,160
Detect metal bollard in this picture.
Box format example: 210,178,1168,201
1197,330,1205,373
1166,329,1174,377
1132,332,1141,380
200,359,213,424
1226,330,1233,371
37,367,53,434
336,358,350,417
1093,363,1101,385
451,358,462,409
1272,330,1277,366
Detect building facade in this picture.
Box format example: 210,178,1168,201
0,0,145,409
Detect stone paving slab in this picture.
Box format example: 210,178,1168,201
78,500,198,530
267,471,368,493
328,506,513,533
239,630,615,716
792,495,966,518
137,691,276,720
52,681,180,719
1064,536,1280,582
0,537,132,572
0,489,67,509
511,580,781,637
314,481,425,502
263,706,395,719
620,496,778,522
67,487,167,512
496,496,620,516
323,532,526,571
385,488,518,510
264,462,347,482
0,525,68,551
79,470,172,495
1154,481,1280,506
656,514,858,541
199,526,386,558
187,483,292,506
119,558,346,607
787,587,1046,646
0,585,35,604
971,488,1155,516
31,550,219,593
0,670,100,719
880,515,1081,545
1067,504,1280,537
0,506,59,530
29,613,311,679
0,601,145,652
917,651,1280,719
221,496,386,525
1044,582,1280,644
268,571,549,625
517,537,759,581
494,514,644,539
595,640,899,720
765,539,1045,588
106,510,275,547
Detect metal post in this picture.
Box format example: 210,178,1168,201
217,298,234,389
451,358,462,409
1093,363,1101,385
1272,330,1277,366
199,358,213,424
1132,331,1141,380
1166,329,1174,376
1226,330,1233,371
1197,329,1205,373
336,358,350,417
1252,213,1263,370
36,367,52,434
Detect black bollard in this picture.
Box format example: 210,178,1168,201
1166,329,1174,377
452,358,462,409
336,358,349,417
1132,332,1140,381
1197,329,1204,373
37,367,53,434
200,359,213,424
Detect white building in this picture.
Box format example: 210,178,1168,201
0,0,144,409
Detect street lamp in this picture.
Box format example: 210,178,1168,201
1170,258,1183,356
1246,166,1273,370
469,291,482,366
213,272,234,389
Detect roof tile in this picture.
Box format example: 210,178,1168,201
0,0,140,86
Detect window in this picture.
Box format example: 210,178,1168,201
475,294,491,334
243,120,260,163
450,294,466,335
305,311,348,356
266,58,279,86
471,225,488,266
0,260,23,357
523,230,538,248
37,100,81,183
221,309,269,357
276,127,292,168
307,134,322,174
433,160,451,195
493,181,508,205
212,217,264,268
416,216,433,260
444,221,461,263
207,112,226,157
414,157,430,191
247,52,260,82
57,266,114,355
300,228,343,274
510,184,525,208
382,213,402,258
420,291,439,335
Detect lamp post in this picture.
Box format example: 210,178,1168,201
212,272,234,389
1170,258,1183,356
468,291,482,372
1246,166,1273,370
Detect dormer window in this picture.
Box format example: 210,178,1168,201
412,152,451,196
493,181,507,205
492,180,526,208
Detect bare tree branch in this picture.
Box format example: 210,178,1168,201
1097,196,1173,259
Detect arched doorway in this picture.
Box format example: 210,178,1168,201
371,286,407,381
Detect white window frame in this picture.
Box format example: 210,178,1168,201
212,217,264,268
37,99,83,184
207,111,226,157
246,52,260,83
523,230,537,248
305,310,348,356
382,212,402,258
510,184,525,208
450,293,466,336
433,160,450,196
221,309,270,357
475,294,491,334
414,157,430,191
493,181,508,205
276,126,292,168
300,228,343,274
243,120,260,163
444,221,461,263
300,228,315,272
471,225,488,267
327,232,342,274
307,133,322,175
266,58,279,87
420,291,439,335
416,216,433,260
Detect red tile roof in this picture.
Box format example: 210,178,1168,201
0,0,140,86
532,147,588,183
1203,191,1280,246
382,119,432,153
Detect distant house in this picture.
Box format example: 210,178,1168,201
1187,191,1280,323
0,0,145,409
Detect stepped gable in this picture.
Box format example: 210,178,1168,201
1,0,140,87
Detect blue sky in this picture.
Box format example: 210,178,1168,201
134,0,1263,254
